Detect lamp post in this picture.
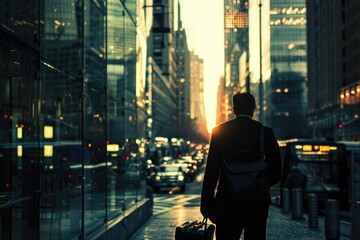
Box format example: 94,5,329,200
258,0,264,123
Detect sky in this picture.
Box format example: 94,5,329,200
178,0,224,133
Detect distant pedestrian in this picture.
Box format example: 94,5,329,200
200,92,282,240
285,166,307,191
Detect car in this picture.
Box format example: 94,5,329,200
159,156,173,165
152,164,186,192
172,163,195,182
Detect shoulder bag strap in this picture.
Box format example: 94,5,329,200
260,124,265,157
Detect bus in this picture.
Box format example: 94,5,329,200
277,139,348,209
338,141,360,206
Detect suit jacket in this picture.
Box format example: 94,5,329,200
200,116,282,223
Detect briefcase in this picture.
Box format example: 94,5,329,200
174,218,215,240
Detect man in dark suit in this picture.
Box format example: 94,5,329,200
200,92,282,240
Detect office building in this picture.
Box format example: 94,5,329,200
216,76,227,125
0,1,152,239
223,0,250,121
148,0,178,137
340,0,360,140
248,0,271,123
307,0,360,141
267,0,308,139
175,20,191,138
190,52,208,141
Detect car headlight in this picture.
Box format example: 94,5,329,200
155,175,161,181
178,175,185,181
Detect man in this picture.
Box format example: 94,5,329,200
200,92,282,240
285,166,307,191
285,166,307,210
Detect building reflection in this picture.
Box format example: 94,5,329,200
0,0,152,239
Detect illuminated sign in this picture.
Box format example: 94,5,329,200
303,145,312,152
107,144,120,152
320,145,330,152
296,144,337,153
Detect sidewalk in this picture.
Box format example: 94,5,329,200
130,195,350,240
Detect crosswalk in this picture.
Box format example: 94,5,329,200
152,194,201,216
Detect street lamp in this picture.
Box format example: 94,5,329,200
258,0,264,123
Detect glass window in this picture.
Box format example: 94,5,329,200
0,42,38,240
40,64,83,240
0,0,38,43
1,0,148,238
83,87,107,237
83,0,108,236
107,0,126,220
123,11,140,210
40,0,84,237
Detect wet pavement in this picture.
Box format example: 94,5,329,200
129,194,350,240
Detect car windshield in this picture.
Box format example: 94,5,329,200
159,166,182,172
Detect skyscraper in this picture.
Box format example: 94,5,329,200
248,0,271,123
190,52,208,141
148,0,179,137
307,0,360,141
268,0,308,139
223,0,250,121
175,22,191,138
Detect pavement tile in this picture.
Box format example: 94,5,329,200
130,196,350,240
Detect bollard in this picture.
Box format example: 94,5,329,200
308,193,319,228
351,201,360,240
325,199,340,240
291,188,304,220
282,188,290,213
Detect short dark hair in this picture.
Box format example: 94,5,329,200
232,92,256,116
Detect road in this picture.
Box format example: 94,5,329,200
131,164,351,240
152,163,205,196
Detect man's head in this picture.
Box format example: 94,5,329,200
232,92,256,117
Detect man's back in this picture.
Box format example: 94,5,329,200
200,92,282,240
201,116,282,200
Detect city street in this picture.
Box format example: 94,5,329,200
130,166,351,240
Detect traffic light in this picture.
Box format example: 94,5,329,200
338,123,343,129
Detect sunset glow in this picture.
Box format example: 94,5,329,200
180,0,224,133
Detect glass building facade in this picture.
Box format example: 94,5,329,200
248,0,271,123
0,0,152,239
223,0,249,121
267,0,309,139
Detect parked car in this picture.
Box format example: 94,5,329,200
153,164,186,192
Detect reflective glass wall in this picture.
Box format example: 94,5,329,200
0,0,148,239
267,0,309,139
